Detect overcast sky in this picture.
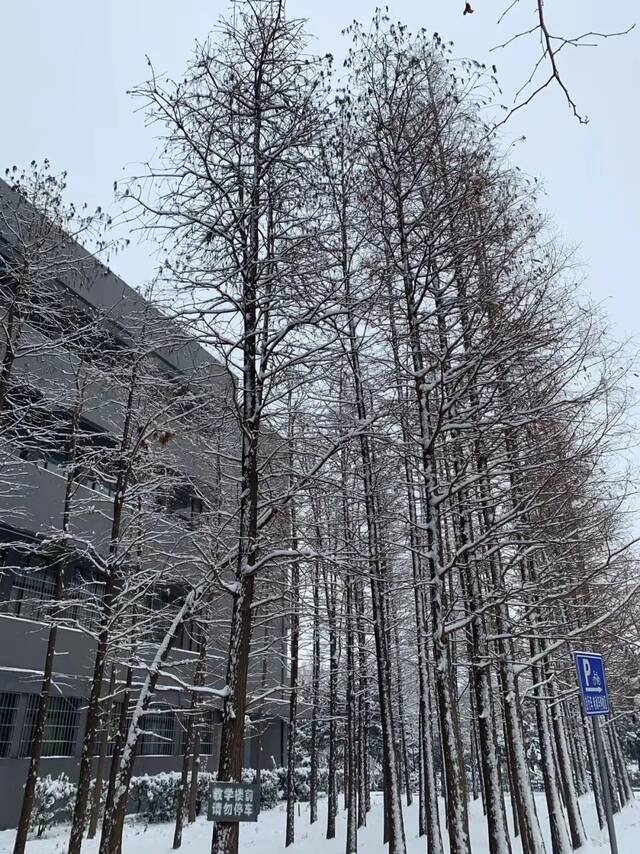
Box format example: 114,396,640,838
1,1,638,343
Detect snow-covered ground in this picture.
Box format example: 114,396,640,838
1,792,638,854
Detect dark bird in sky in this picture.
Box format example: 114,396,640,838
463,3,474,14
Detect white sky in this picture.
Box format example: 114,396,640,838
1,1,638,345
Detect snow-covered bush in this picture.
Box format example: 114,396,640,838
196,771,215,814
126,765,329,823
243,765,331,804
242,767,281,808
129,770,220,823
260,769,281,808
626,765,640,789
130,772,182,824
30,774,77,838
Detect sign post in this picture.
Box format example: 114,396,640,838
574,651,618,854
207,781,260,824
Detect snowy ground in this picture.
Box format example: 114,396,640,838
1,792,638,854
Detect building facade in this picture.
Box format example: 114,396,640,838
0,178,287,829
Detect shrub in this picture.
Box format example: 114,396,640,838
30,774,76,838
129,772,182,824
118,764,332,824
128,770,219,824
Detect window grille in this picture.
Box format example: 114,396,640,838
143,593,178,644
175,618,198,651
19,694,81,757
180,709,217,756
103,699,131,757
139,711,175,756
0,692,18,757
65,575,105,632
8,568,57,621
197,710,217,756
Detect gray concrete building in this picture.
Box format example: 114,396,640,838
0,179,287,829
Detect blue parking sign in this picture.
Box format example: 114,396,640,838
574,652,610,716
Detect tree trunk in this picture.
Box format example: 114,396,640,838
98,665,132,854
13,565,64,854
324,563,338,841
68,362,140,854
547,674,585,849
355,574,370,825
188,634,208,824
87,666,116,840
309,556,320,826
345,574,358,854
173,697,196,849
285,437,300,848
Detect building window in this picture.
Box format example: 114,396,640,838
139,711,175,756
143,591,177,644
102,700,131,757
181,709,217,756
19,694,81,757
8,567,57,621
0,692,18,757
174,618,200,652
64,573,105,632
198,710,217,756
190,497,204,527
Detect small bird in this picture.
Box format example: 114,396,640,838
463,2,474,14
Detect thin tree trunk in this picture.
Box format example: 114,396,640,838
87,665,116,840
13,565,64,854
285,416,300,848
386,280,442,854
188,633,207,823
417,713,426,838
309,555,320,826
345,574,358,854
531,655,571,854
15,386,83,854
98,664,132,854
390,593,412,807
68,361,140,854
355,574,370,825
547,674,585,849
329,128,406,854
324,563,338,841
580,704,604,830
173,697,196,849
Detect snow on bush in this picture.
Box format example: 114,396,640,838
129,771,218,824
129,771,220,824
28,765,331,832
242,768,281,809
129,772,182,824
30,774,77,838
276,766,328,802
242,766,334,806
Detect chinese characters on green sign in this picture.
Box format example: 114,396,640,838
207,782,260,823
